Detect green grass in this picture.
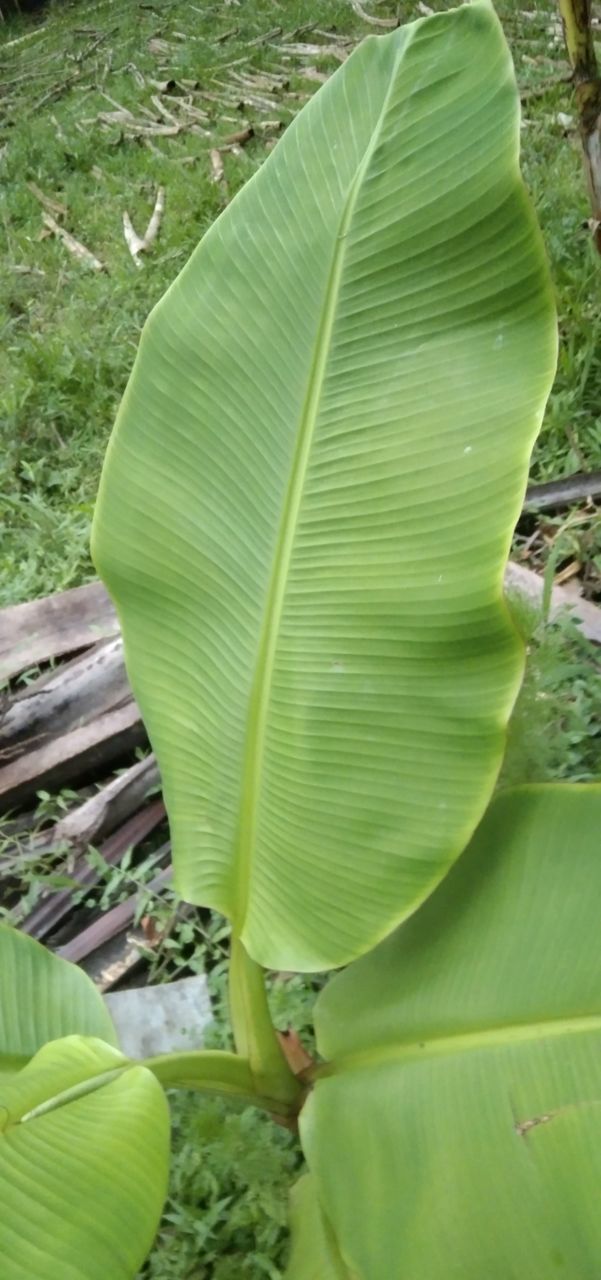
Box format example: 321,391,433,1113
137,919,318,1280
1,0,600,605
141,1096,301,1280
0,0,358,603
1,1,601,1277
502,607,601,785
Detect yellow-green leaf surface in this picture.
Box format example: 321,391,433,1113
299,786,601,1278
285,1176,354,1280
93,3,557,970
0,1035,170,1280
0,925,117,1078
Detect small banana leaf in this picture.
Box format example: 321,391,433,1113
0,1035,170,1280
0,928,170,1279
0,922,117,1079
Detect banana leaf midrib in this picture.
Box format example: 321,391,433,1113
231,35,412,932
319,1012,601,1076
1,1066,126,1131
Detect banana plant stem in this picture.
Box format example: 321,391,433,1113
229,935,303,1108
142,1048,296,1119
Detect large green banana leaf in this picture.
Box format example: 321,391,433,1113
285,1175,353,1280
93,2,557,970
0,1034,170,1279
0,923,117,1080
296,785,601,1279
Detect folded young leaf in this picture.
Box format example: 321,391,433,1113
93,2,557,970
300,785,601,1278
0,1035,170,1280
0,924,118,1076
0,1034,126,1122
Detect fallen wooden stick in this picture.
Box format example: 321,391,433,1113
0,581,118,685
248,25,283,45
42,211,105,271
21,799,166,940
349,0,399,26
273,41,348,61
0,700,145,813
58,860,171,963
0,637,130,759
220,125,254,146
123,186,166,265
122,212,146,263
300,66,329,84
86,928,147,991
26,181,67,218
0,754,160,869
524,469,601,511
144,185,165,244
209,148,226,184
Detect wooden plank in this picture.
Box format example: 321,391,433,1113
0,581,118,685
524,469,601,511
0,700,145,813
85,928,147,992
58,862,172,963
21,799,167,940
0,755,161,870
0,638,131,757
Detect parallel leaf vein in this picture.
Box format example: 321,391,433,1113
319,1014,601,1078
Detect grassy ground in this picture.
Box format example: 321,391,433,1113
0,0,363,604
1,0,601,606
1,1,601,1277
